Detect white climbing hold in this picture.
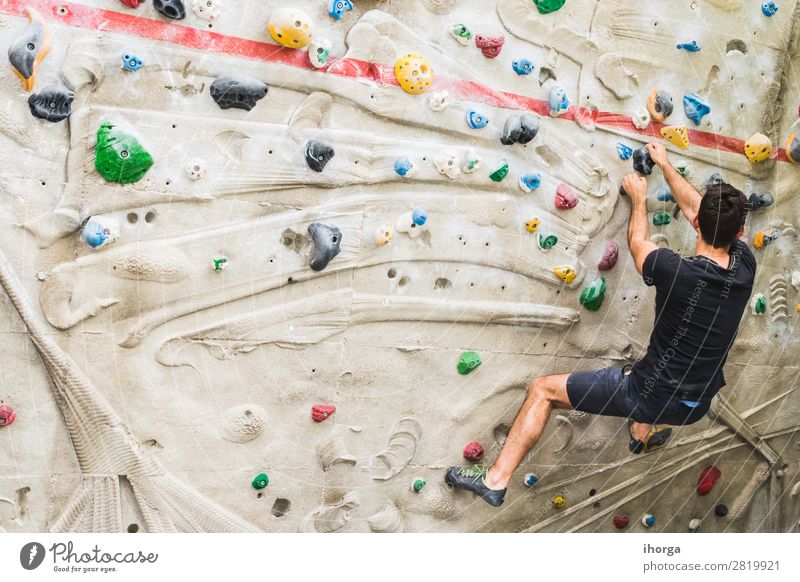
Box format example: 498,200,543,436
192,0,222,20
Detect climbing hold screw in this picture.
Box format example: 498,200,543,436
750,293,767,316
641,514,656,528
714,504,728,517
450,24,472,46
411,478,427,493
211,256,228,271
311,404,336,422
457,351,482,375
580,277,606,311
696,465,721,496
251,472,269,490
489,160,509,182
0,405,16,427
463,441,484,461
395,53,434,95
524,473,539,487
753,229,780,249
613,515,629,529
551,495,567,510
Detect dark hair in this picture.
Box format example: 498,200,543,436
697,182,748,248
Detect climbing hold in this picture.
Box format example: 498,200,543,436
683,92,710,126
613,515,629,529
523,473,539,487
457,351,481,375
305,139,335,172
714,504,728,517
153,0,186,19
489,160,509,182
551,495,567,510
641,514,656,528
750,293,767,316
696,466,721,496
411,478,427,493
633,148,655,176
475,35,505,58
434,153,461,179
631,108,651,130
0,405,16,428
785,133,800,163
660,126,690,149
251,473,269,490
395,53,434,95
210,76,268,111
553,265,576,284
395,207,428,239
617,143,633,160
95,122,154,185
762,1,779,16
653,211,671,226
512,59,535,76
656,186,675,203
309,38,332,69
463,149,482,174
538,234,558,251
450,24,472,46
120,0,145,7
82,215,120,250
312,404,336,422
211,256,228,271
307,222,341,271
121,53,143,72
688,518,702,532
186,159,207,181
579,277,606,311
705,172,724,188
192,0,221,21
647,89,674,123
754,228,780,249
748,192,773,210
548,85,570,117
27,85,74,122
519,172,542,193
395,157,417,178
8,8,51,92
598,241,619,271
555,183,579,210
501,114,540,145
463,441,484,461
328,0,353,20
534,0,566,14
676,41,701,52
525,218,541,233
268,7,313,49
675,161,691,177
466,110,489,129
374,222,393,246
428,90,449,111
744,133,773,164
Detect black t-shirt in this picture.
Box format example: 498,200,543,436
629,240,756,404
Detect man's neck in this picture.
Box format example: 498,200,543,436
695,240,732,269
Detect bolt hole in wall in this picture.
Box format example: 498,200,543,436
127,523,139,533
387,268,397,279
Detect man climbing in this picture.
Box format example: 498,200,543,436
445,142,756,507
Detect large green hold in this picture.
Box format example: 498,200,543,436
95,121,154,184
534,0,566,14
653,211,671,226
457,351,482,375
580,277,606,311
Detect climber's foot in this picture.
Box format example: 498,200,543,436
629,421,672,454
445,465,507,507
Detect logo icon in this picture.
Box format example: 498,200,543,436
19,542,46,570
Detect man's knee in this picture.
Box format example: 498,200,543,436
527,376,555,401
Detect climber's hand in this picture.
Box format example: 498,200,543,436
622,172,647,205
646,142,669,168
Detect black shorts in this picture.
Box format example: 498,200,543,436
566,366,710,425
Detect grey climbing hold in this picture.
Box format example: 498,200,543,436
305,139,335,172
705,172,724,188
500,114,540,145
153,0,186,20
28,85,74,122
307,222,342,271
748,192,773,211
210,76,268,111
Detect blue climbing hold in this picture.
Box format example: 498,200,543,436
548,85,570,117
524,473,539,487
762,1,778,16
512,58,534,75
676,41,701,52
411,207,428,226
617,143,633,160
329,0,353,19
466,110,489,129
121,53,143,72
656,185,675,203
683,92,710,126
394,157,416,177
642,514,656,528
519,172,542,193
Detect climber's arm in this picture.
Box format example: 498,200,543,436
624,172,658,276
647,142,701,226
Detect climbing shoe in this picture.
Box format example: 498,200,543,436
444,465,507,507
628,421,672,454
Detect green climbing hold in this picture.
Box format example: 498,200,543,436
411,478,427,493
251,472,269,490
675,161,691,177
653,211,671,226
534,0,566,15
212,257,228,271
457,351,482,375
489,160,509,182
579,277,606,311
538,234,558,251
94,121,154,184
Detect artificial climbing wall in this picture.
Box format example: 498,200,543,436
0,0,799,534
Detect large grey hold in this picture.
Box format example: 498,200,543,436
153,0,186,19
307,223,342,271
304,140,335,172
500,114,540,145
28,85,74,122
210,76,268,111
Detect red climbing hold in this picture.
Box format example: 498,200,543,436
696,465,721,496
463,441,484,461
555,183,579,210
311,404,336,422
613,515,629,529
598,241,619,271
119,0,145,7
0,405,16,428
475,35,505,59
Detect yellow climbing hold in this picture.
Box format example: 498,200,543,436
525,218,541,233
660,126,689,149
552,495,567,510
395,53,434,95
553,265,576,284
268,8,313,49
744,132,773,164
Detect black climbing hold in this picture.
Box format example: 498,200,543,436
307,222,342,271
209,76,268,111
500,113,540,145
714,504,728,517
748,192,773,211
305,139,335,172
153,0,186,20
28,85,74,122
632,148,655,176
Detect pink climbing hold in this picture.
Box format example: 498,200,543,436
598,241,619,271
555,183,579,210
0,405,16,428
311,404,336,423
475,35,505,58
463,441,484,461
119,0,145,7
613,515,629,529
696,465,721,496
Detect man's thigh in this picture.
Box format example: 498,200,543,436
564,366,639,419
